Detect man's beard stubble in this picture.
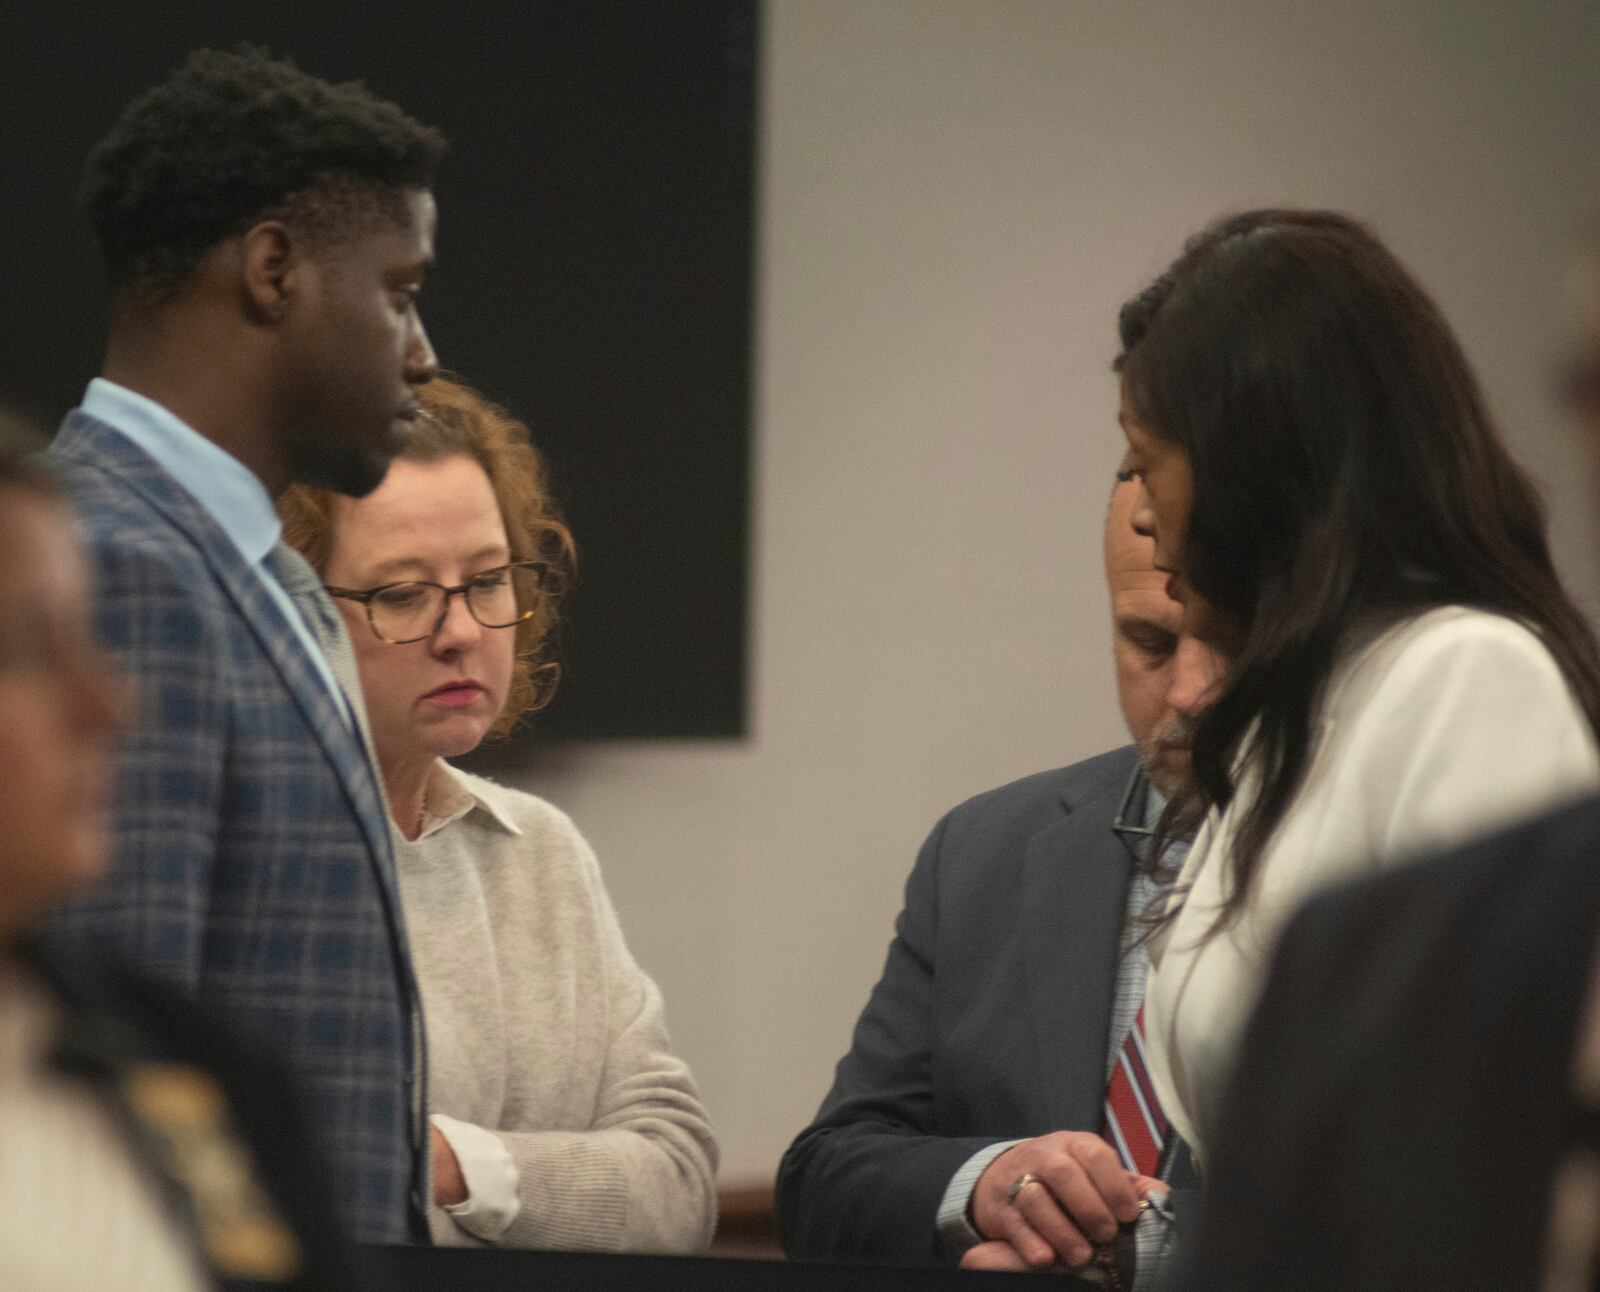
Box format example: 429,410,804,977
1140,710,1198,802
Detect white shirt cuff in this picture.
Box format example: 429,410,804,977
935,1140,1022,1261
431,1113,521,1241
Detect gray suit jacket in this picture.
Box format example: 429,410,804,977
44,412,425,1244
776,746,1141,1265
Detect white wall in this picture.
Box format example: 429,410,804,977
503,0,1600,1184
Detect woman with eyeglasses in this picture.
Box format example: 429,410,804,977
1114,210,1600,1170
278,376,717,1253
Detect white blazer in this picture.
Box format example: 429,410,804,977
1145,606,1600,1161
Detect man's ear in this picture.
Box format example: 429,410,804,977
238,220,306,324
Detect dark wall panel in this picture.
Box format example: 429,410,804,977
0,1,758,740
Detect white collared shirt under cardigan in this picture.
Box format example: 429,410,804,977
400,760,718,1251
1146,606,1600,1164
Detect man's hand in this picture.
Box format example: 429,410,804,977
431,1125,469,1207
968,1132,1142,1270
959,1240,1035,1272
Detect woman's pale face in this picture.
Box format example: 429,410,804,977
0,490,123,942
1118,383,1194,577
323,455,516,776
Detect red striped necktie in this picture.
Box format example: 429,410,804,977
1103,1005,1168,1177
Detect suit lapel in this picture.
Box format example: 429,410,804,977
1021,770,1137,1130
51,414,401,903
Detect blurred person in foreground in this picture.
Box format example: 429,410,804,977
0,409,356,1291
1115,210,1600,1178
1174,224,1600,1292
44,47,445,1242
777,473,1224,1286
279,375,718,1252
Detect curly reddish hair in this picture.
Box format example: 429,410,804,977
279,374,575,737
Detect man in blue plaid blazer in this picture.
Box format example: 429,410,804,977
44,49,447,1243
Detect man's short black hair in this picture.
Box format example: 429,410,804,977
82,45,447,300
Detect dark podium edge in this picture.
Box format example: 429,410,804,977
357,1244,1017,1289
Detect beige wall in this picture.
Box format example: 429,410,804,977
499,1,1600,1184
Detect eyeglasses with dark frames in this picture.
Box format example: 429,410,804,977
1111,764,1156,850
326,560,555,645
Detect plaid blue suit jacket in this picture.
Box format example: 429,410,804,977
44,411,425,1244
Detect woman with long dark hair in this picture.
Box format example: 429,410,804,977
1117,209,1600,1162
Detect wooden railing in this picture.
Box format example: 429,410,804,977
710,1182,782,1260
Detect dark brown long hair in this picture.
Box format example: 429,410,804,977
1117,209,1600,932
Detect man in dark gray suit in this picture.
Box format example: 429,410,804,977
777,475,1223,1277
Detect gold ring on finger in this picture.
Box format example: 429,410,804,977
1006,1172,1039,1205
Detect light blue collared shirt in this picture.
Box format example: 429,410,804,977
79,378,351,724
